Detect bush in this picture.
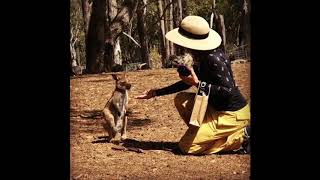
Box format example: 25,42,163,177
149,47,162,69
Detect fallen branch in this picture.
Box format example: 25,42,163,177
80,112,102,119
122,32,141,48
138,63,147,70
111,145,144,153
73,174,83,180
127,147,144,153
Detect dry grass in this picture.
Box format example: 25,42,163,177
70,62,250,180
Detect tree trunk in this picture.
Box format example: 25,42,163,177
236,23,241,46
86,0,105,73
70,27,78,67
157,0,166,67
173,0,182,27
241,0,250,58
107,0,123,67
210,12,214,28
80,0,91,37
104,0,138,72
182,0,187,18
137,0,151,68
114,40,122,65
218,14,226,51
168,0,174,56
239,0,250,47
178,0,182,20
164,0,170,64
127,6,135,64
246,0,251,57
80,0,92,73
173,0,183,55
128,19,133,36
212,0,226,52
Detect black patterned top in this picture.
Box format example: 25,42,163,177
155,49,247,111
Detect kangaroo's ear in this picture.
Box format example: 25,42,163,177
111,74,118,81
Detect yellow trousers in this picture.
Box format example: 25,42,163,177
174,92,250,154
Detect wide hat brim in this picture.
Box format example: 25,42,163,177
165,28,222,51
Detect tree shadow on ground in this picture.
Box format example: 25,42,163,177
122,139,177,150
122,139,184,155
91,136,110,143
84,79,113,83
127,118,151,130
70,109,103,119
91,137,182,155
122,139,249,156
70,109,143,121
91,137,248,156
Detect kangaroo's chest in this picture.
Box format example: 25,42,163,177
116,90,128,110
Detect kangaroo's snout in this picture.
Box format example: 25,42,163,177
126,83,131,90
117,81,131,90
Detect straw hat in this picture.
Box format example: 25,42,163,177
165,16,222,51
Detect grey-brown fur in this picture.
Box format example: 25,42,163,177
102,74,131,144
170,53,194,68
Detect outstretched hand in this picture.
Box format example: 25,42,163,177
135,89,156,99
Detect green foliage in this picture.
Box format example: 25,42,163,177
119,14,142,64
150,47,162,69
186,0,212,21
70,0,250,68
187,0,249,47
146,0,161,48
120,0,161,65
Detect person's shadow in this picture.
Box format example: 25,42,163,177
92,136,183,155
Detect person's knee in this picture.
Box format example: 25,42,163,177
178,140,192,154
178,141,204,155
174,92,193,108
174,92,186,108
178,130,200,154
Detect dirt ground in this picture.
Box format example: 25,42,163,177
70,61,251,180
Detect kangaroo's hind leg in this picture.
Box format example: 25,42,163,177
102,108,117,142
112,115,122,144
121,114,127,141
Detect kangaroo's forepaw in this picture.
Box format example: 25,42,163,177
121,134,127,141
110,133,121,145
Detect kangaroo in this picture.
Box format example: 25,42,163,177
102,73,131,144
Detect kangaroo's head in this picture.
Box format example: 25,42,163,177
112,73,131,91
